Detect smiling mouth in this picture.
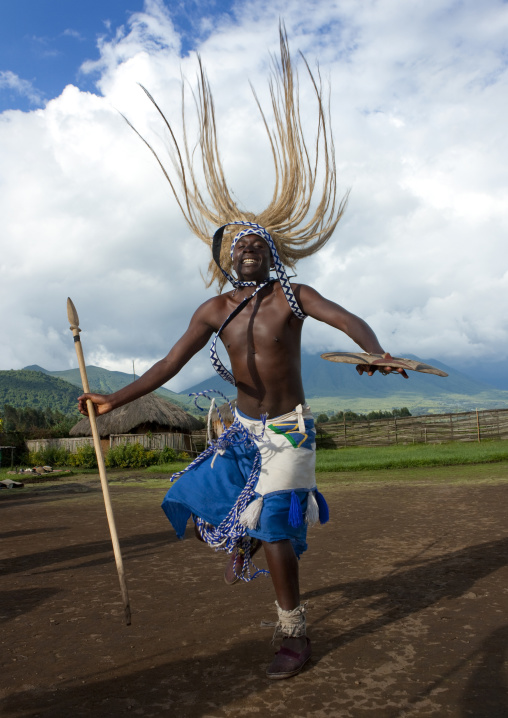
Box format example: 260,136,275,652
242,259,258,264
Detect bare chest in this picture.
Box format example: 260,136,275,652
219,291,300,356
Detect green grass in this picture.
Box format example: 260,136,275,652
315,439,508,472
143,460,194,474
3,442,508,493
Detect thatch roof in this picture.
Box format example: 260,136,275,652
214,401,237,426
70,393,203,438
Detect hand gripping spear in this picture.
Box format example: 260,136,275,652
67,298,131,626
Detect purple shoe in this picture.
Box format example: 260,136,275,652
266,637,311,679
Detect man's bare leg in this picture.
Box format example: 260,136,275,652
263,540,308,655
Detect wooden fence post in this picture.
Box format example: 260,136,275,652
476,409,481,443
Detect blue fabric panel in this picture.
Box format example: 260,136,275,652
248,490,309,557
162,502,191,540
161,440,257,530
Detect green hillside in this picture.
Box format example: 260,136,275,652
0,370,81,415
23,364,194,411
10,353,508,419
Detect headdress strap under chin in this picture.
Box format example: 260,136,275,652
212,221,306,319
209,221,306,386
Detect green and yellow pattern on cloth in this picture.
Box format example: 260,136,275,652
267,418,316,450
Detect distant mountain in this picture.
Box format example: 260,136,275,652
12,354,508,418
451,359,508,391
180,353,508,415
23,365,194,411
179,372,237,401
0,370,81,415
300,354,497,398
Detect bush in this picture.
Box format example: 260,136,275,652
28,447,72,467
25,443,191,470
105,442,159,469
158,446,177,464
67,444,98,469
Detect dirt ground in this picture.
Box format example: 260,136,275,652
1,469,508,718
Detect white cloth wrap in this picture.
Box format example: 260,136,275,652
275,601,307,639
235,403,316,497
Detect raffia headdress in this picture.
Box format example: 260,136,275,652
125,24,349,291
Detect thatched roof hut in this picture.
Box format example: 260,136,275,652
212,400,237,438
70,393,203,438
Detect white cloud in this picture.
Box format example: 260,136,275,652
1,0,508,394
62,29,84,40
0,71,44,106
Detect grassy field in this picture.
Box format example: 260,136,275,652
144,440,508,475
2,441,508,490
315,439,508,472
307,392,508,415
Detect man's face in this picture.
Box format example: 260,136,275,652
232,234,273,282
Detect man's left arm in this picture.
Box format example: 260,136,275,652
295,284,408,378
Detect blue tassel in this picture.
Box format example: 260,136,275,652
288,490,304,528
315,490,329,524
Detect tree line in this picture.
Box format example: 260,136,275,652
0,404,80,439
0,369,81,415
316,408,411,424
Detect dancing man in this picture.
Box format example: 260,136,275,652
78,27,403,679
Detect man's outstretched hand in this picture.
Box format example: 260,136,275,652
78,393,115,417
356,353,409,379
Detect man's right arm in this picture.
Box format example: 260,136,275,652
77,299,218,416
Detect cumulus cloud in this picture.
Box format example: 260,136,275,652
1,0,507,392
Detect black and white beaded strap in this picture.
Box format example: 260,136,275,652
209,279,275,385
209,221,306,385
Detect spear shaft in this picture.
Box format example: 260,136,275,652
67,298,131,626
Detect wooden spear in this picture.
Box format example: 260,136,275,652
67,298,131,626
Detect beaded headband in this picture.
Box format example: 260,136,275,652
212,221,305,319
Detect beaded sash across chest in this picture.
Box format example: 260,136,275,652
210,221,306,386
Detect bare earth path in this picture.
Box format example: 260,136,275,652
1,468,508,717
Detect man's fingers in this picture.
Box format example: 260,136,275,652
78,398,90,416
356,363,409,379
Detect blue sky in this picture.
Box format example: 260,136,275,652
0,0,235,112
1,0,508,391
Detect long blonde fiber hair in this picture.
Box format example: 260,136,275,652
126,24,349,291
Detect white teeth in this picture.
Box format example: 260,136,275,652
243,259,256,264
